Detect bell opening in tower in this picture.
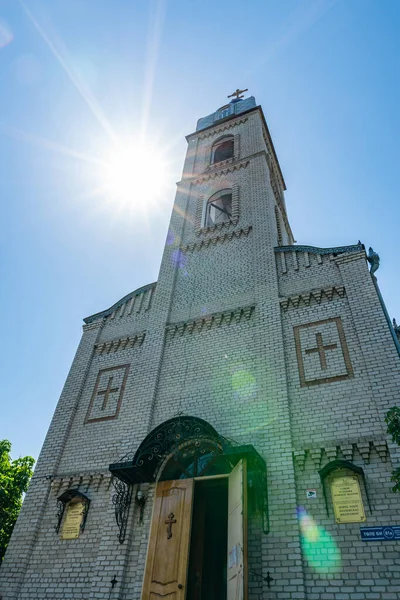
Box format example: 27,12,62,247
187,478,228,600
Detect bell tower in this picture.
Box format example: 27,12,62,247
153,90,295,325
139,90,305,596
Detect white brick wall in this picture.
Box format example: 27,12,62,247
1,104,399,600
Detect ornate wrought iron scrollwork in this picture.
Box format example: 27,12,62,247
80,498,90,532
109,415,269,535
116,415,223,483
112,478,133,544
55,500,66,534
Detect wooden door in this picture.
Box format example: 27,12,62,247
227,460,247,600
141,479,194,600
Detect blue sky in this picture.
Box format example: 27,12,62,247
1,0,399,462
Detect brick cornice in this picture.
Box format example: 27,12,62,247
280,286,346,310
275,243,364,256
192,159,250,185
180,226,252,252
293,439,389,470
48,471,113,495
196,116,249,140
166,305,255,338
94,332,146,355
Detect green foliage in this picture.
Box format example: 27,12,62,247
385,407,400,493
0,440,35,562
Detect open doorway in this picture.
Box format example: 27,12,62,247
187,478,228,600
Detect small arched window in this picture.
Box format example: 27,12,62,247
211,136,234,164
205,190,232,227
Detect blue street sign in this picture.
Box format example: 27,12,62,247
360,526,400,541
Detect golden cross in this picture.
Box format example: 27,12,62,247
227,88,248,100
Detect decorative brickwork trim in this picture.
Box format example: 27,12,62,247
280,286,346,310
84,282,156,324
265,150,293,243
341,444,354,462
232,182,240,221
292,440,389,470
166,305,255,338
206,156,235,171
357,443,372,463
51,472,111,495
293,450,306,470
374,441,389,461
94,333,145,355
197,117,248,140
263,130,284,188
275,242,364,256
181,226,252,252
193,160,249,185
196,217,236,236
275,205,283,246
194,193,204,230
325,447,338,462
234,132,240,161
310,448,323,468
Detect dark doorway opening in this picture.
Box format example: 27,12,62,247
187,478,228,600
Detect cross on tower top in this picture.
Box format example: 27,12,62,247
227,87,248,100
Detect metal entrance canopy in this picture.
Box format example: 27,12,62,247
109,416,269,541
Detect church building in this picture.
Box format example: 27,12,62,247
2,91,400,600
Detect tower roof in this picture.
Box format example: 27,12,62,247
196,96,257,131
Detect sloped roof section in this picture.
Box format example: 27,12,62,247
84,281,156,324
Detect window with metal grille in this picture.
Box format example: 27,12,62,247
205,190,232,227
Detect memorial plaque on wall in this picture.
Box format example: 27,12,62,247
61,500,84,540
330,475,366,524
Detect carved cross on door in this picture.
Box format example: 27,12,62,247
165,512,177,539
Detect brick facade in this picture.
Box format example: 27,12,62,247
1,97,399,600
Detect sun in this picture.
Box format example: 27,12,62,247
102,137,168,210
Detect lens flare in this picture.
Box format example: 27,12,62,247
0,20,13,49
171,249,189,276
298,507,341,573
231,368,257,401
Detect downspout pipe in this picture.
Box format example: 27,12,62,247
371,276,400,359
367,247,400,359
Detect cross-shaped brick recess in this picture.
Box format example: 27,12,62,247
294,317,353,387
85,365,130,423
97,376,119,410
305,332,338,370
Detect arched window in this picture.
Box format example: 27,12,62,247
159,439,224,481
211,136,234,164
205,189,232,227
216,105,232,121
